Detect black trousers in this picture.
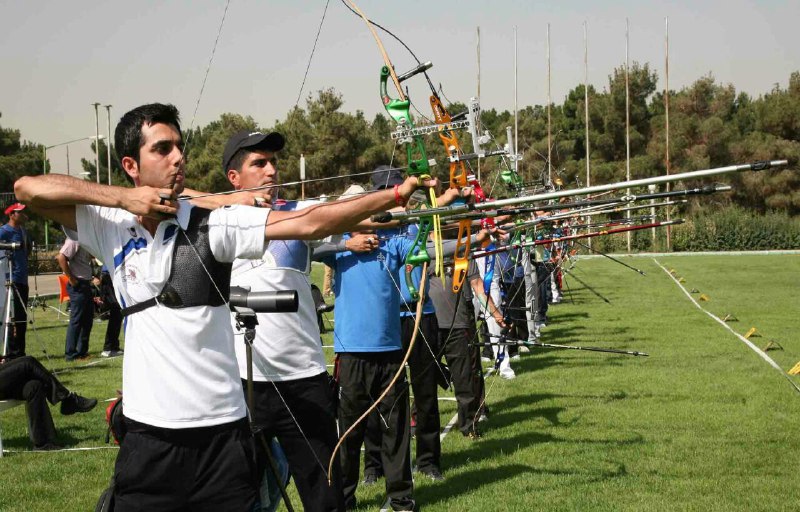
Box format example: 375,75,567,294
400,312,441,472
363,410,383,478
0,355,70,446
504,278,530,342
5,282,28,358
245,373,345,512
103,303,122,352
336,351,414,512
439,326,483,435
113,417,258,512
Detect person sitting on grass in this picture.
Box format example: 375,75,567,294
0,355,97,450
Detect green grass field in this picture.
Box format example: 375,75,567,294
1,254,799,511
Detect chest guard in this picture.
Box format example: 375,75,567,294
121,207,231,317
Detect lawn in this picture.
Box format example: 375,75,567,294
1,254,798,511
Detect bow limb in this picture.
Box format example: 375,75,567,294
344,0,404,99
327,262,429,485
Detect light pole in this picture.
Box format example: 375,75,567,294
105,105,113,185
43,135,104,175
93,103,101,183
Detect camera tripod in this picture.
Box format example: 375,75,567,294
234,306,296,512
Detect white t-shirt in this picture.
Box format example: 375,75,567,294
232,199,327,382
71,203,269,428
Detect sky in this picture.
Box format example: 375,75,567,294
1,0,798,175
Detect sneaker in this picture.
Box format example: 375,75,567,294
500,368,516,380
362,473,381,486
519,346,530,353
478,413,489,423
101,350,123,358
60,393,98,415
510,354,521,361
33,442,63,451
419,467,444,481
480,356,491,363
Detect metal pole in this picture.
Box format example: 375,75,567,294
625,19,632,253
546,23,552,186
584,21,592,249
649,184,657,245
300,154,306,200
665,17,672,250
514,26,518,178
476,26,481,108
105,105,113,185
41,147,48,245
66,146,70,176
93,103,101,183
476,26,481,183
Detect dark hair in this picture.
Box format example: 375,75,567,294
227,148,250,173
114,103,182,164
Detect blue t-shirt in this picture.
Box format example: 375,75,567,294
322,231,414,353
0,224,29,284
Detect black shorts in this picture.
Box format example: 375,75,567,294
113,417,258,512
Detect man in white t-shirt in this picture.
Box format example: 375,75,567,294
14,103,437,512
224,130,345,511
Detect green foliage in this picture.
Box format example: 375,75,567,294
183,112,260,193
671,205,800,251
79,139,127,186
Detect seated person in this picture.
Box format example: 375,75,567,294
0,356,97,450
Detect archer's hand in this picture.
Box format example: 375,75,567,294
476,226,508,244
436,186,474,207
225,191,272,208
345,233,379,253
122,187,179,220
398,176,439,202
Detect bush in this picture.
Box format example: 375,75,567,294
669,206,800,251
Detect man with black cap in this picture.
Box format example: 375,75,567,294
15,103,438,512
1,203,31,359
197,129,347,511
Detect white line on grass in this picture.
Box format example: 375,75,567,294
3,446,119,455
654,258,800,394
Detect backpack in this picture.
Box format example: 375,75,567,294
104,396,126,445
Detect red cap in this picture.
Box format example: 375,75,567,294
4,203,26,216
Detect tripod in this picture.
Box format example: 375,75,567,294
234,307,296,512
2,248,19,358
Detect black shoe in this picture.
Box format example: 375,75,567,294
463,429,482,440
33,442,63,451
419,467,444,481
362,473,381,486
60,393,98,415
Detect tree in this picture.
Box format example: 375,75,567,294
80,139,126,186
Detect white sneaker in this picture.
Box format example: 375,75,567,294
510,354,521,361
101,350,123,358
500,368,516,380
519,346,530,353
480,356,491,363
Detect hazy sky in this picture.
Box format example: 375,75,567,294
1,0,798,175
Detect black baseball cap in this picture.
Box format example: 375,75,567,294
221,130,286,173
371,165,404,191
